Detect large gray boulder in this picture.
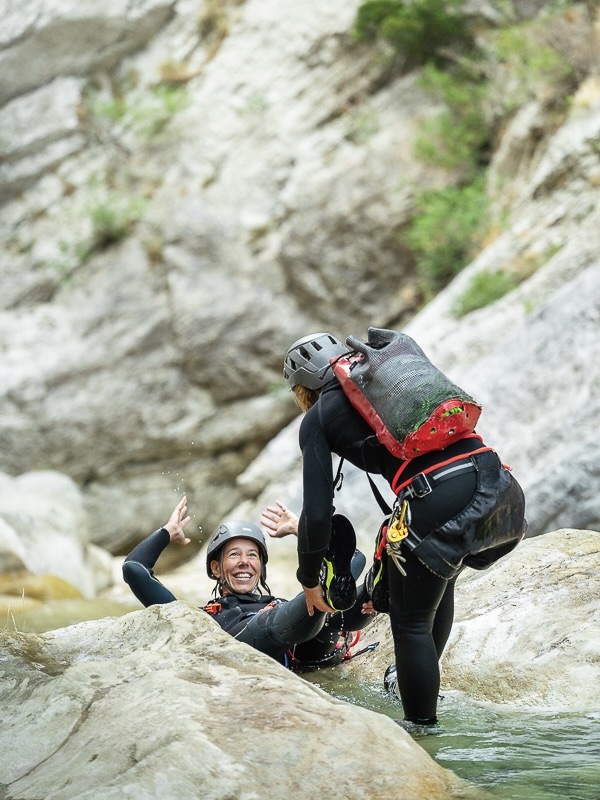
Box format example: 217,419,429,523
0,603,485,800
443,529,599,708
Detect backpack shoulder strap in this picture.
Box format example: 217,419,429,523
317,395,346,499
366,472,392,515
318,389,391,514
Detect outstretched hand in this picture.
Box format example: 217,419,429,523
302,583,334,616
260,500,299,539
361,599,379,617
164,495,192,545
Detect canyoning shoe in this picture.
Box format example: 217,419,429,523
384,663,445,706
394,718,444,737
364,520,390,613
320,514,358,612
383,663,401,701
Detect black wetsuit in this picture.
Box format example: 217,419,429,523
297,380,525,722
123,527,372,667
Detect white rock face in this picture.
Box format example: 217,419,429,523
0,470,113,597
0,77,87,200
443,529,600,709
0,603,482,800
0,0,176,105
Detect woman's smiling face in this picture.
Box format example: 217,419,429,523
210,538,262,594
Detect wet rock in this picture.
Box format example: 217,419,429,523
0,603,484,800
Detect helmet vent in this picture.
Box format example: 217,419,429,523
283,332,348,389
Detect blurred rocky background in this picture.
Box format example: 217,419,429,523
0,0,599,612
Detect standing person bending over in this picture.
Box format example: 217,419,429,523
271,331,526,732
123,496,376,669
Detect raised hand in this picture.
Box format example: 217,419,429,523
164,495,192,545
260,500,299,539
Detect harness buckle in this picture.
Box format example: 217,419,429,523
407,472,433,498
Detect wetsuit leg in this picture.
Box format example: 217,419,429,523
236,549,368,662
122,560,177,607
290,548,370,663
387,472,476,721
292,583,375,663
388,546,449,723
234,592,326,660
432,576,456,658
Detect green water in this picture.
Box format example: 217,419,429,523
306,669,600,800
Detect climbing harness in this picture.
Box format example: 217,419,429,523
286,630,379,672
391,435,493,495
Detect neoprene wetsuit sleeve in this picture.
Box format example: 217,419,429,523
296,405,336,588
124,528,170,571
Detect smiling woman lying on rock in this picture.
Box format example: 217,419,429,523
122,496,376,671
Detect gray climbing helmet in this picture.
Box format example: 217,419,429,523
205,520,269,580
283,332,348,390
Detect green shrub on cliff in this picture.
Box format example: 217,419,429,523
354,0,473,66
406,176,487,295
414,64,489,174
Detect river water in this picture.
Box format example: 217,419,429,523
306,668,600,800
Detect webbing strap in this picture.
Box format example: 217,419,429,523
333,457,345,495
367,473,393,515
392,445,494,495
390,433,483,493
318,397,346,500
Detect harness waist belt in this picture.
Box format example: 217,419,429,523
403,459,476,499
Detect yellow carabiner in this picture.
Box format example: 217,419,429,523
386,500,409,544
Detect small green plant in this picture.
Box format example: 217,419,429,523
494,22,575,109
414,64,490,174
451,269,517,317
130,85,190,137
354,0,474,67
451,241,565,316
86,193,146,253
240,93,270,114
86,84,189,139
87,95,128,124
346,107,380,144
406,174,487,295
